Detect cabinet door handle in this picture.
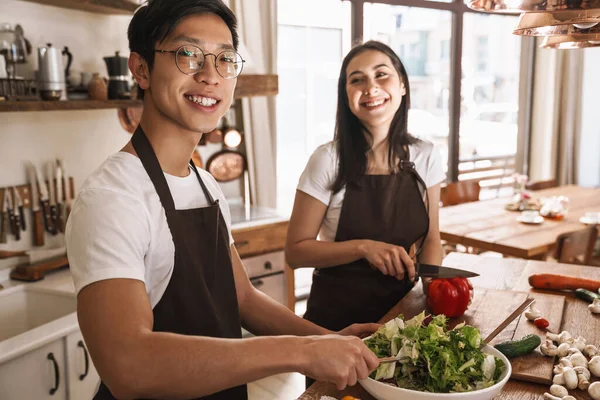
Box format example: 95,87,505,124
47,352,60,396
77,340,90,381
250,278,264,288
264,261,272,270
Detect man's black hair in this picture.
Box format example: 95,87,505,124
128,0,239,99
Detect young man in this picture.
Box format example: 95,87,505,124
65,1,380,399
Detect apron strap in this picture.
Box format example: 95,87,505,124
132,125,176,211
189,159,217,206
399,145,430,260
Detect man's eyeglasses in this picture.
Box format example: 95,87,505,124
154,45,245,79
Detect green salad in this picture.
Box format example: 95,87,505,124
364,312,505,393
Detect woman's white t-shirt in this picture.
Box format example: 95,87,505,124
297,139,446,242
65,152,234,308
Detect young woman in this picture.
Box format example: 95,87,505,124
286,41,446,333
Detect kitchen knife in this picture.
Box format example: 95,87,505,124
46,161,59,236
13,186,25,232
33,162,55,235
0,191,8,244
61,160,73,222
6,189,19,241
415,263,479,279
27,162,46,246
55,160,65,233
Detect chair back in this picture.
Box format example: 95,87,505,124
440,181,480,207
554,226,599,265
526,179,557,191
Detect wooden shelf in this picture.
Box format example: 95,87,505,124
20,0,138,15
0,99,141,112
0,74,278,112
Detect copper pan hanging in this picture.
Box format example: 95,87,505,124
541,33,600,48
206,149,246,183
467,0,600,13
513,9,600,36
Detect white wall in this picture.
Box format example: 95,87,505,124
577,47,600,187
0,0,240,272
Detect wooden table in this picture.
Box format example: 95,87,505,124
439,185,600,259
298,252,600,400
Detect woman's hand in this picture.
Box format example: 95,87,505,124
337,323,381,339
357,240,416,280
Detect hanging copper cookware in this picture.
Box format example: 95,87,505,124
541,33,600,48
467,0,600,14
206,149,246,182
513,9,600,36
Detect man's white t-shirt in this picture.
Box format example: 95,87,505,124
297,139,446,242
65,152,234,308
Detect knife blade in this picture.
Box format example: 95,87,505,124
416,263,479,279
0,191,8,244
12,186,25,232
47,161,59,235
55,159,65,233
33,162,56,235
61,160,73,222
6,189,20,241
27,162,44,246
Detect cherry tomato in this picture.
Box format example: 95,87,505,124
533,317,549,329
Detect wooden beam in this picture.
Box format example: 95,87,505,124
235,74,278,99
20,0,138,14
0,99,141,112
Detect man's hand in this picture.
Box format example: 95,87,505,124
338,323,381,339
301,335,380,390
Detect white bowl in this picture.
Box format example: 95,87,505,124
359,344,512,400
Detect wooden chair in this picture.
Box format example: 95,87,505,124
440,181,481,207
554,226,599,265
526,179,557,191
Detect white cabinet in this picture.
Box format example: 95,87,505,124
0,338,67,400
65,331,100,400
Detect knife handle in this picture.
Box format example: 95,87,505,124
10,209,21,241
0,212,8,244
7,209,17,237
56,203,66,233
41,199,56,235
18,205,26,231
49,205,59,236
32,209,45,247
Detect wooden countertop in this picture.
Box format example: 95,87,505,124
299,252,600,400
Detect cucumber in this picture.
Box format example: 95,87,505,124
575,288,600,303
494,334,541,359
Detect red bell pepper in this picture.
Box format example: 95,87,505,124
426,277,473,318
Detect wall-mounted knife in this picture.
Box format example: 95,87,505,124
47,161,59,236
32,162,56,236
26,162,44,246
6,189,20,241
61,160,73,221
55,160,66,233
0,190,9,244
12,186,25,232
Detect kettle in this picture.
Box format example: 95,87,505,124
103,51,130,99
37,43,72,100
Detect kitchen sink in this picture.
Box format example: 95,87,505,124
0,285,77,342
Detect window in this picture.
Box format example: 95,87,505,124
276,0,351,216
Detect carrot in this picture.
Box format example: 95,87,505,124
529,274,600,292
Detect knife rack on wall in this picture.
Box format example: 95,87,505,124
0,178,75,211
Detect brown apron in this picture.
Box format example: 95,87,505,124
94,126,247,400
303,149,430,332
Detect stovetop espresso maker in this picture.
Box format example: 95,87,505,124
103,51,130,99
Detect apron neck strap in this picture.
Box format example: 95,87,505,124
189,159,217,205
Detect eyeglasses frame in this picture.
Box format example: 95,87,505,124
154,44,245,79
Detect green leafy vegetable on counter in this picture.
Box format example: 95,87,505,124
364,312,505,393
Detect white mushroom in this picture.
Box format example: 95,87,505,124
572,336,587,351
549,384,568,397
590,381,600,400
589,356,600,377
569,352,588,368
584,345,599,358
543,394,561,400
557,343,571,358
589,298,600,314
541,340,560,357
524,304,542,321
567,348,581,357
574,365,591,390
547,331,573,345
553,366,578,390
554,358,573,375
563,396,577,400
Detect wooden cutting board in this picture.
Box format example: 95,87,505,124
395,288,565,385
